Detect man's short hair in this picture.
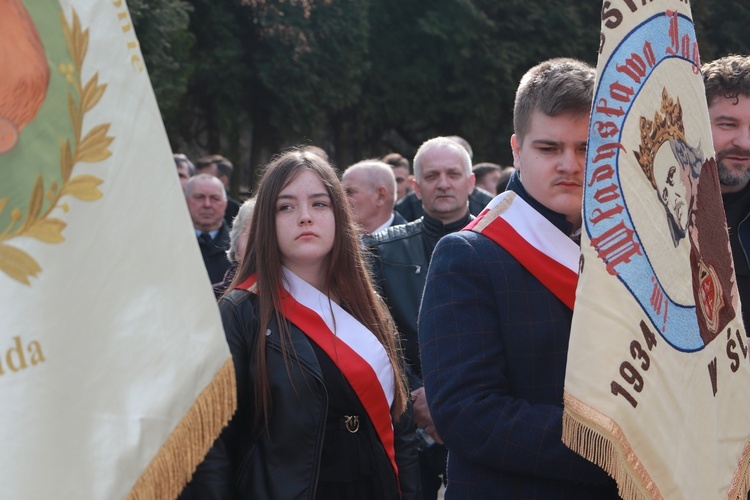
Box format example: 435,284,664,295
413,137,473,182
343,160,397,204
513,58,596,142
381,152,410,172
174,153,195,175
702,54,750,106
496,166,516,193
185,173,227,200
446,135,473,160
472,162,502,184
196,154,234,181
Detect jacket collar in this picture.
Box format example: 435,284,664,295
423,210,472,239
507,170,576,238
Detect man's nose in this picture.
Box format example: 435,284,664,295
558,148,583,173
436,173,450,189
732,125,750,150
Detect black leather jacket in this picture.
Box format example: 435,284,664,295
365,212,473,389
723,184,750,331
182,290,420,499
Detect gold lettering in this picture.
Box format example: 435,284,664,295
131,55,144,73
27,340,45,366
0,337,46,376
113,1,144,73
6,336,27,372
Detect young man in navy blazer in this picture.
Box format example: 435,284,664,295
418,58,620,498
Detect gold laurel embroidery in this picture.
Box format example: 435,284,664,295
0,8,112,286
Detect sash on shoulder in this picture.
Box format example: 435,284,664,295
465,191,580,310
236,268,398,476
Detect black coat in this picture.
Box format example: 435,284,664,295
365,212,472,389
182,290,421,499
418,176,618,498
198,223,231,284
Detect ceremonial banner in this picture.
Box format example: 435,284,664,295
563,2,750,498
0,1,235,498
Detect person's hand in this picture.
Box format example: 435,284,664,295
411,387,443,444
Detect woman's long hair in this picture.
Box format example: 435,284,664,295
229,148,408,427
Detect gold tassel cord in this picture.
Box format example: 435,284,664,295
128,358,237,500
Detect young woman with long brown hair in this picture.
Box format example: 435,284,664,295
183,148,418,499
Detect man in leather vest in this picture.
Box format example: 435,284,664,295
365,136,476,498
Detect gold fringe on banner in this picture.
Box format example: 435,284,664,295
128,358,237,500
563,392,750,499
562,392,660,500
729,440,750,500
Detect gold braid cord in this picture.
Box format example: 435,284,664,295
128,358,237,500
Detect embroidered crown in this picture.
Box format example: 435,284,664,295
634,87,686,189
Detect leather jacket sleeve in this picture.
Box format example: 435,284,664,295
178,430,233,500
180,290,256,499
393,399,422,500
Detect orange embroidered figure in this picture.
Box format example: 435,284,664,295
0,0,50,154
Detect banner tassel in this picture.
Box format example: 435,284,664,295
127,358,237,500
563,392,750,500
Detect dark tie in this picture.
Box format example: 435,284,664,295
199,232,213,245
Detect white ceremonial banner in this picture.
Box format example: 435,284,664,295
563,1,750,498
0,1,235,498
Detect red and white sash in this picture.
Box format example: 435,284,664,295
237,268,398,476
465,191,580,310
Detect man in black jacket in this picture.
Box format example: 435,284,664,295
394,136,492,222
186,174,231,284
196,154,241,225
365,136,475,498
702,55,750,332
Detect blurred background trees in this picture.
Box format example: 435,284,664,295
130,0,750,196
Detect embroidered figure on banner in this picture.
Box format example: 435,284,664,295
635,88,736,345
582,10,743,351
0,0,49,155
0,4,113,286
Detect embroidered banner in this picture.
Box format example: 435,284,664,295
563,2,750,498
0,1,235,498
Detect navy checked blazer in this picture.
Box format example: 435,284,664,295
418,177,620,499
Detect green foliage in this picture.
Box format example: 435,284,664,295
252,0,370,138
133,0,750,188
129,0,193,120
694,0,750,61
177,0,255,154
